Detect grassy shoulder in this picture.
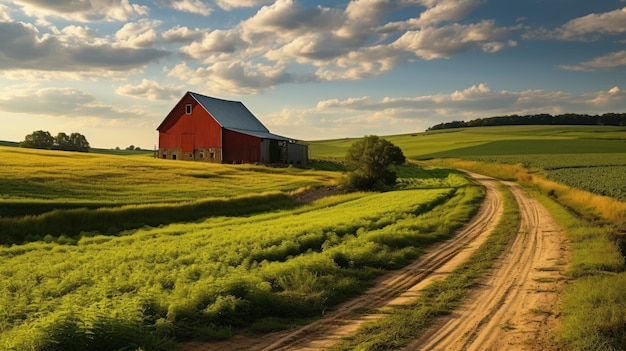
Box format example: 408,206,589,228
534,191,626,350
330,184,520,351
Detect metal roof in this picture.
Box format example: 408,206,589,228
226,128,293,141
189,92,269,133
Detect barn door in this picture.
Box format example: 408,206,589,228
182,133,195,153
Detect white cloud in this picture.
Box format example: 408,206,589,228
116,79,183,100
525,6,626,41
170,0,514,92
561,50,626,71
169,0,213,16
167,61,293,94
392,20,513,59
11,0,149,22
215,0,271,10
0,20,170,75
0,4,12,21
589,86,624,106
180,29,246,59
115,19,162,48
410,0,485,28
242,0,343,38
161,25,205,43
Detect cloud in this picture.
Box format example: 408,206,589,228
180,29,246,59
10,0,149,22
525,6,626,41
115,19,162,48
0,20,170,74
560,50,626,71
168,0,213,16
215,0,271,10
242,0,343,39
392,20,514,59
314,84,626,124
0,4,11,21
0,87,140,118
170,0,514,93
161,25,205,43
167,61,294,94
116,79,183,100
411,0,485,28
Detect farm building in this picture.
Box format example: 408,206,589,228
157,92,308,164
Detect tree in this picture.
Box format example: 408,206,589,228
54,132,71,150
341,135,406,191
21,130,89,152
68,133,90,152
20,130,54,149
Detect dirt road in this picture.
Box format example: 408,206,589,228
184,174,568,351
406,181,569,351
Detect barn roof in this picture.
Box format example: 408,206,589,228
188,92,270,133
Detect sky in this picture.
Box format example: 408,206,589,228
0,0,625,149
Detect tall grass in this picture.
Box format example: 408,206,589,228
535,191,626,350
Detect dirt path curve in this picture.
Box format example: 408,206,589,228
184,173,506,351
405,181,569,351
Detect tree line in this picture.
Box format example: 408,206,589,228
427,113,626,131
20,130,90,152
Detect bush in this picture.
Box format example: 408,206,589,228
340,135,406,191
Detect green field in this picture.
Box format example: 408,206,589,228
309,125,626,201
1,125,625,350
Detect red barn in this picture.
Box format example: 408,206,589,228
157,92,308,164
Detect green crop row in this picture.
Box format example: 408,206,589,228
463,153,626,202
0,180,483,350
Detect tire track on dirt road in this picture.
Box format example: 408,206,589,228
405,181,569,351
184,173,504,351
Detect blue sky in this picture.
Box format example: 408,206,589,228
0,0,625,149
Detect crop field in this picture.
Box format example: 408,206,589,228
0,145,483,350
0,146,336,217
309,125,626,202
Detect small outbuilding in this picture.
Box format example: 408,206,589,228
157,91,308,164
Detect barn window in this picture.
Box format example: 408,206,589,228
188,153,193,159
185,104,192,114
162,154,167,159
210,152,215,159
199,152,205,159
172,154,177,160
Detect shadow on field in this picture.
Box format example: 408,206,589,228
0,193,297,246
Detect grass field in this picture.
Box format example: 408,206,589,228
0,146,336,216
309,125,626,202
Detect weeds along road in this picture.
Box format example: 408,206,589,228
184,173,568,351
